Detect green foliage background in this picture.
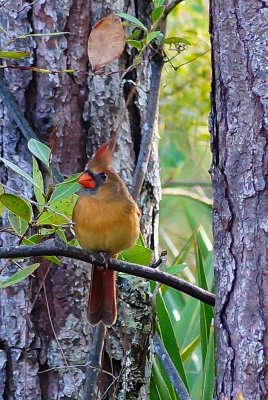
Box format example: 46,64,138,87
160,0,211,255
154,0,214,398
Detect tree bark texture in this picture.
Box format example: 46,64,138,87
210,1,268,399
0,1,160,399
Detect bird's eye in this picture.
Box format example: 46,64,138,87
100,172,107,181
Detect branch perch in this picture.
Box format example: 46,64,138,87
0,239,215,306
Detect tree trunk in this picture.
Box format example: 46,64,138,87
210,1,268,399
0,1,160,399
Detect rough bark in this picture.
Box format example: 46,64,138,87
210,1,268,399
0,0,160,399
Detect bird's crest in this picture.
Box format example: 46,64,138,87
86,134,116,172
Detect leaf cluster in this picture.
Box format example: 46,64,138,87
0,3,190,75
0,139,153,287
151,231,214,399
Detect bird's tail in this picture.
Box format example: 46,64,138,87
87,266,117,327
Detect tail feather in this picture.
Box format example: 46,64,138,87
87,267,117,327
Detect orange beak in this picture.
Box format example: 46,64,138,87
78,172,96,189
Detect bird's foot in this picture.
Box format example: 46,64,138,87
97,251,109,271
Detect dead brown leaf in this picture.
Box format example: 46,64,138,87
88,14,126,73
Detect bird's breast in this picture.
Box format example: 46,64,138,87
72,195,140,256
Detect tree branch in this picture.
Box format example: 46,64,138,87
154,333,191,400
164,0,184,19
84,323,106,400
130,55,164,202
0,239,215,306
154,0,184,31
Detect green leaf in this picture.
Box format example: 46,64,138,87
163,36,191,46
0,51,30,59
68,237,81,247
0,194,32,222
150,373,162,400
152,358,175,400
137,234,146,247
117,13,148,32
196,133,210,142
0,263,40,288
22,234,44,245
172,233,195,265
146,31,161,45
49,180,80,204
195,241,213,367
0,157,38,188
63,173,82,183
119,243,152,265
151,6,164,23
37,194,77,226
55,227,68,243
196,226,212,261
201,326,215,400
153,0,165,6
155,32,164,45
127,29,142,40
181,335,201,362
28,139,51,167
127,39,143,50
173,293,201,348
160,286,185,317
165,263,187,275
8,211,28,235
44,255,61,267
37,210,69,226
157,291,189,390
32,157,45,206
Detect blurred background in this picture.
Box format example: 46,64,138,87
159,0,211,257
153,1,214,398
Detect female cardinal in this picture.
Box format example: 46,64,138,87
72,138,140,327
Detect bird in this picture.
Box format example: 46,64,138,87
72,137,140,327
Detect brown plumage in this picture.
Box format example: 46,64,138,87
72,139,140,327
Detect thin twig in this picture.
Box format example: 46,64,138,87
162,187,212,206
149,250,167,269
162,181,212,188
104,335,116,399
0,239,215,306
43,277,69,368
151,252,167,299
84,323,107,400
154,0,184,31
175,50,210,70
30,264,52,310
154,333,191,400
101,371,121,400
39,363,114,378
